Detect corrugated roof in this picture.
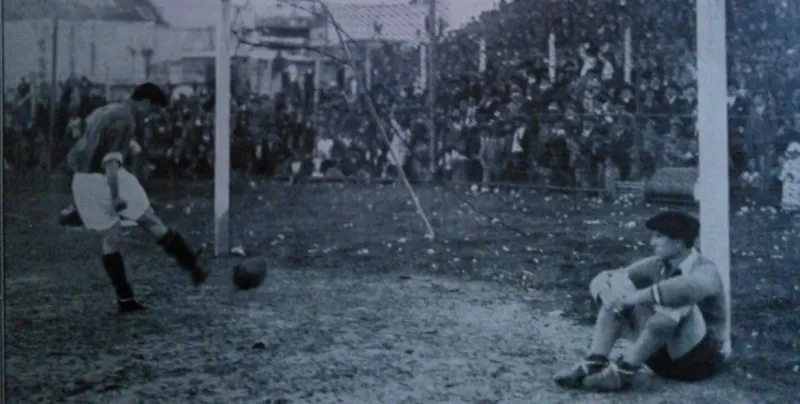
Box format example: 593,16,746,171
3,0,168,25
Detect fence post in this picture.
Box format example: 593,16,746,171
48,17,59,173
428,0,438,180
548,33,556,82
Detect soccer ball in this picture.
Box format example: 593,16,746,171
232,257,268,291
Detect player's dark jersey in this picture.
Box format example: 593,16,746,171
67,102,138,174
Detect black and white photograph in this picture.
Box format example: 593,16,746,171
2,0,798,402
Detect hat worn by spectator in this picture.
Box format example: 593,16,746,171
645,211,700,248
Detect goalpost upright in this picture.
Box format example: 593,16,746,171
696,0,732,358
214,0,232,256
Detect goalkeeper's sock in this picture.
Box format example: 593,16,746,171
102,252,134,301
158,229,196,270
584,354,609,371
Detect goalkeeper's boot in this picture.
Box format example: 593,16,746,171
582,357,638,392
553,354,609,389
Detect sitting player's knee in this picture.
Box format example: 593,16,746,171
645,312,680,335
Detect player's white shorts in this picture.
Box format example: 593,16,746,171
71,168,150,231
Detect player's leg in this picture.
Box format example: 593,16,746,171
555,269,639,388
72,171,146,313
579,304,666,391
101,223,147,313
639,305,720,382
553,302,625,388
112,165,210,285
135,207,210,285
583,304,711,391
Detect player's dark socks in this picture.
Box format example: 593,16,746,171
118,298,148,313
586,354,610,368
158,230,197,270
102,252,135,300
158,229,209,285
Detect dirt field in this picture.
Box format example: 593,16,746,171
4,174,797,403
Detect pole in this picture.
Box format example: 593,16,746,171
0,2,5,398
104,64,111,101
48,18,58,173
214,0,232,256
313,56,322,107
696,0,732,359
265,57,274,95
69,23,76,77
31,74,38,122
624,27,632,84
548,33,556,82
364,46,372,91
427,0,437,179
90,23,97,78
478,38,486,74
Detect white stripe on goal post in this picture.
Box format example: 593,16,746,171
214,0,232,256
696,0,732,359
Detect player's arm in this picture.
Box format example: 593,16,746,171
589,257,659,305
652,262,722,307
102,119,135,206
104,157,122,203
623,256,661,288
623,262,722,308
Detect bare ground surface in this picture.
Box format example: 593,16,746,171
4,173,797,403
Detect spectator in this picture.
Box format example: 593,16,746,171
744,93,779,193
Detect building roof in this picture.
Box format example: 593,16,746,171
326,1,449,44
3,0,168,25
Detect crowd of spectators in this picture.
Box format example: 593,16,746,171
423,0,800,187
5,0,800,194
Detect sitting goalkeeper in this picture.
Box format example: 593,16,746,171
554,211,730,392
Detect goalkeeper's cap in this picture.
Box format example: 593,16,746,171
645,211,700,247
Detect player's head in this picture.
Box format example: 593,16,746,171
130,82,168,113
645,211,699,259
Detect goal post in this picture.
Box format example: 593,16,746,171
214,0,232,256
696,0,732,359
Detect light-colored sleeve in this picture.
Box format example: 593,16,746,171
656,262,723,307
654,305,693,322
589,257,658,304
623,256,660,289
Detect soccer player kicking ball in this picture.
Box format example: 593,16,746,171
554,211,729,391
66,83,210,314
